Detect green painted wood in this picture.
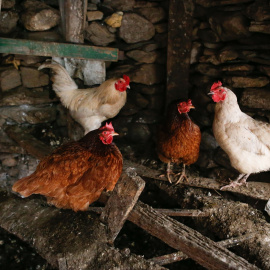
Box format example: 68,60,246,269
0,37,119,61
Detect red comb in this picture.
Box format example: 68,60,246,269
100,122,114,131
211,81,222,91
187,99,192,106
123,74,130,85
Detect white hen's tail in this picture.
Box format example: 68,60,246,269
38,62,78,93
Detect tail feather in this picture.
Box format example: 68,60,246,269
38,62,78,93
12,176,38,197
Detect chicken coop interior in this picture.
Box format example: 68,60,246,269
1,0,270,269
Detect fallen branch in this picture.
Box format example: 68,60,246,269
149,233,256,266
123,160,270,201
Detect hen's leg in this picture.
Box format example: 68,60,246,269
174,164,188,185
220,173,250,190
166,162,174,184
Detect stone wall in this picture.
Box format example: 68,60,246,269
1,0,270,184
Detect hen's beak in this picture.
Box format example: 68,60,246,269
190,105,195,109
208,91,214,95
126,85,130,89
112,132,119,136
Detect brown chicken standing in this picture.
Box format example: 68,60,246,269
12,123,123,211
156,99,201,184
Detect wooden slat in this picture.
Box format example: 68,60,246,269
128,201,259,270
149,234,256,266
100,172,145,244
166,0,194,104
0,37,119,61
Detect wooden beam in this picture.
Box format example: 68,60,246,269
149,233,256,266
0,37,119,61
123,160,270,201
100,172,145,244
166,0,194,104
128,201,259,270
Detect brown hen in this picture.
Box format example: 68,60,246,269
12,123,123,211
156,99,201,184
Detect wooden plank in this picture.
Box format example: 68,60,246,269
166,0,194,104
128,201,259,270
90,207,208,217
123,159,270,201
149,234,256,266
100,172,145,244
0,37,119,61
5,125,53,160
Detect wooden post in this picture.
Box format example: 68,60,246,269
100,172,145,244
59,0,87,43
166,0,194,105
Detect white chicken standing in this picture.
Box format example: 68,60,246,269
209,81,270,190
38,62,130,134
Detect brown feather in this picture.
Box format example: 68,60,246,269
156,100,201,166
12,128,123,211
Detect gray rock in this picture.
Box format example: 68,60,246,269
194,64,221,77
85,21,116,46
249,22,270,35
209,12,250,41
0,104,57,124
0,86,57,106
200,132,219,151
196,0,252,8
128,123,151,143
259,65,270,77
147,94,164,111
21,0,60,31
0,68,21,91
21,67,49,88
218,48,239,63
131,64,165,85
155,23,167,34
2,0,16,9
190,41,203,64
198,28,220,43
136,7,166,23
213,147,234,171
224,76,269,88
86,11,103,21
2,157,17,167
0,11,19,34
133,110,160,124
246,0,270,22
119,13,155,44
199,54,220,65
134,84,164,95
221,64,254,75
103,0,135,11
120,103,140,116
126,50,160,63
240,88,270,110
130,92,149,108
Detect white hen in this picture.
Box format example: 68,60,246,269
210,81,270,189
38,62,130,134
